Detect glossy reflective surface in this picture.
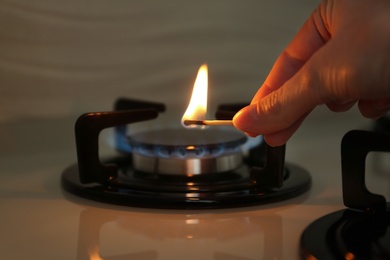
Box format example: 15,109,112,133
301,130,390,259
2,107,371,259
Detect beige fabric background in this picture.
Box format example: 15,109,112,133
0,0,317,123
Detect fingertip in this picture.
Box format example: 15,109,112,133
262,115,306,147
232,104,260,134
263,132,292,147
358,99,390,119
243,132,260,138
326,100,356,112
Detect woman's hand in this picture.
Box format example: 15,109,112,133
233,0,390,146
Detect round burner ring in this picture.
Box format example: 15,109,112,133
128,128,247,175
61,158,311,209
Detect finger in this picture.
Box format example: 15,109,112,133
244,132,259,138
263,114,308,147
235,28,353,136
234,2,332,143
251,2,330,104
233,76,318,135
326,99,357,112
358,98,390,119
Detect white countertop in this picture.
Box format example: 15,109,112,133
2,105,380,260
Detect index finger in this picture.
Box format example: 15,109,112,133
251,2,331,104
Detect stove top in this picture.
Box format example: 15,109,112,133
60,98,390,259
2,99,387,260
300,130,390,259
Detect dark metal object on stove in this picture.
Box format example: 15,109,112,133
300,130,390,259
373,113,390,133
61,98,311,209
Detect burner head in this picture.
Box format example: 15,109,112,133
128,128,247,176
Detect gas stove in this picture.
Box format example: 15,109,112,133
60,98,390,259
2,98,389,259
301,129,390,259
4,1,389,259
62,98,311,209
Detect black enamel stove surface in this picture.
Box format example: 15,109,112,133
61,98,312,209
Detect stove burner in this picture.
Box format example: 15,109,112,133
61,98,312,209
301,208,390,259
300,130,390,259
128,128,246,175
62,158,310,209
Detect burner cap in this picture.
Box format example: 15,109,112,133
128,128,247,175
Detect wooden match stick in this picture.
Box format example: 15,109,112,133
183,119,234,126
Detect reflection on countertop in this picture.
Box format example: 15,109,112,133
76,205,283,260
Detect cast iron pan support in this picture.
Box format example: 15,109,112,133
249,145,285,188
75,99,165,184
341,130,390,213
216,103,284,188
76,99,284,188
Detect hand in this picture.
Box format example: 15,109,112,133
233,0,390,146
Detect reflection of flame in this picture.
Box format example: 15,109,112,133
181,64,208,128
89,245,103,260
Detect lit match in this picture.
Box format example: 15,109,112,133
181,64,235,128
183,119,234,126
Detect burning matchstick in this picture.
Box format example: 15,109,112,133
183,119,234,126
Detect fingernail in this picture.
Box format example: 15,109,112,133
233,104,259,131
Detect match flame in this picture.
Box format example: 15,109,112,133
181,64,208,128
89,246,103,260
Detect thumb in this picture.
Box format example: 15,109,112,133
233,38,342,145
232,31,368,145
233,0,390,146
232,3,330,146
233,66,319,146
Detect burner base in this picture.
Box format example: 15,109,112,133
300,207,390,259
61,157,311,209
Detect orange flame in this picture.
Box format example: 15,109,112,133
181,64,208,128
89,245,103,260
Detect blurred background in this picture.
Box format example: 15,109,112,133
0,0,318,123
5,0,367,164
